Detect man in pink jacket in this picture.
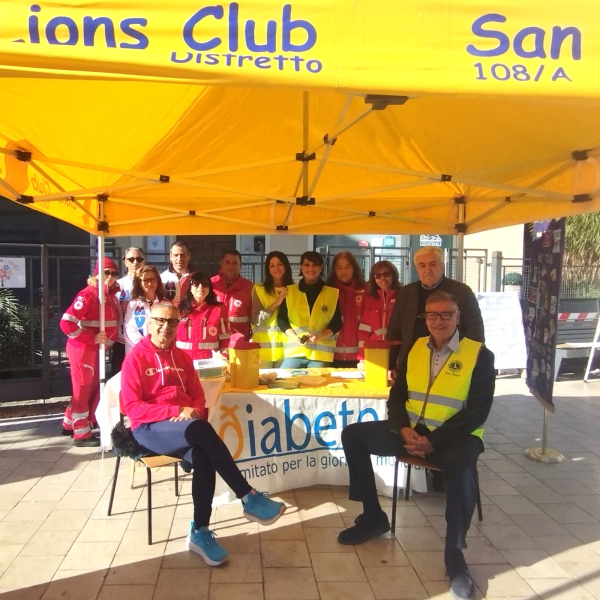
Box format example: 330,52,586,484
121,301,286,567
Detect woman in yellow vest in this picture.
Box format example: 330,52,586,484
278,251,343,368
251,251,296,367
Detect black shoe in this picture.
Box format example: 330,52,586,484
74,436,101,448
446,548,475,600
180,459,193,474
337,512,390,545
61,427,73,437
431,469,447,493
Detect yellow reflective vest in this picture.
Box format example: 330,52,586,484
251,283,291,362
406,336,484,440
283,284,339,362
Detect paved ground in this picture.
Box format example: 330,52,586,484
1,378,600,600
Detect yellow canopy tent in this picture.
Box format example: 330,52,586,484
0,0,599,244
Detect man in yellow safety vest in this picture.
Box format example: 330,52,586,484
338,290,495,600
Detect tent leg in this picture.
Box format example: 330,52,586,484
97,211,107,398
455,199,466,282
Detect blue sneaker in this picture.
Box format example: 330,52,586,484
185,522,228,566
242,490,286,525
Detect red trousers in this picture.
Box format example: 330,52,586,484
63,341,99,440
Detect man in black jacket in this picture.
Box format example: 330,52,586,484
387,246,485,371
338,291,495,600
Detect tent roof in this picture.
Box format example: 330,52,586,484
1,1,599,236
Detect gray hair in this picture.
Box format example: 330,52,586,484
150,301,179,316
426,290,458,308
124,247,145,257
413,245,444,265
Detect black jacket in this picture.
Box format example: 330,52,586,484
387,337,495,451
386,276,485,368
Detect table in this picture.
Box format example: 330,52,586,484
208,371,426,505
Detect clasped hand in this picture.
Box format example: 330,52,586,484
170,407,200,422
400,427,433,458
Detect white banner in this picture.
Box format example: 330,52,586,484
208,392,427,505
0,257,26,288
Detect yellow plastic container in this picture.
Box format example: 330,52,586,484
363,340,398,389
229,341,261,389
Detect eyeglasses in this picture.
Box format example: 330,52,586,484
423,311,457,321
126,256,144,264
104,270,118,277
151,317,180,328
141,277,157,284
374,271,392,279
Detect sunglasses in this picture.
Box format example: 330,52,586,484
126,256,144,264
191,281,210,288
151,317,180,328
374,271,392,279
104,270,118,277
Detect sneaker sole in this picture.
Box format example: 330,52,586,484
186,535,229,567
449,586,474,600
337,523,391,545
243,504,286,526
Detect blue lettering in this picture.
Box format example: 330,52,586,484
246,404,256,456
29,5,41,44
238,55,253,67
205,52,219,65
274,54,288,69
183,6,223,51
171,51,193,63
284,399,311,450
224,52,236,66
228,2,239,51
358,408,379,422
339,401,353,429
466,14,510,57
306,59,322,73
551,27,581,60
119,18,148,49
260,416,282,454
255,56,271,69
551,67,572,81
83,16,116,48
282,4,316,52
513,27,546,59
46,16,78,46
314,411,336,447
245,19,277,52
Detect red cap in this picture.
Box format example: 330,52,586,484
94,256,119,275
363,340,401,350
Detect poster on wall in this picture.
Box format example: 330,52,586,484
525,217,566,411
0,257,26,288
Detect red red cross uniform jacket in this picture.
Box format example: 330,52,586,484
331,279,365,362
175,303,232,360
211,272,253,340
60,284,119,439
357,289,398,360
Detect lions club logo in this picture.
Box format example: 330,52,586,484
208,325,218,337
322,305,329,312
448,360,463,373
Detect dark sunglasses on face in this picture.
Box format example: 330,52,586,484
126,256,144,264
422,311,457,321
191,281,210,288
104,270,118,277
374,271,392,279
151,317,180,328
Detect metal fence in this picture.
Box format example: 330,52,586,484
500,259,600,299
448,249,488,293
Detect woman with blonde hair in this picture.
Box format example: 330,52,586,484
124,265,166,353
327,251,366,368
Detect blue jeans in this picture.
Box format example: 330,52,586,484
280,357,331,369
133,419,252,527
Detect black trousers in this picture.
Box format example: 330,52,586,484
110,341,126,376
341,420,483,549
133,419,252,527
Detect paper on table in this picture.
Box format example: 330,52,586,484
331,371,365,379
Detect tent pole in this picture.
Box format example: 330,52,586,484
97,208,106,397
303,91,309,199
455,199,466,282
